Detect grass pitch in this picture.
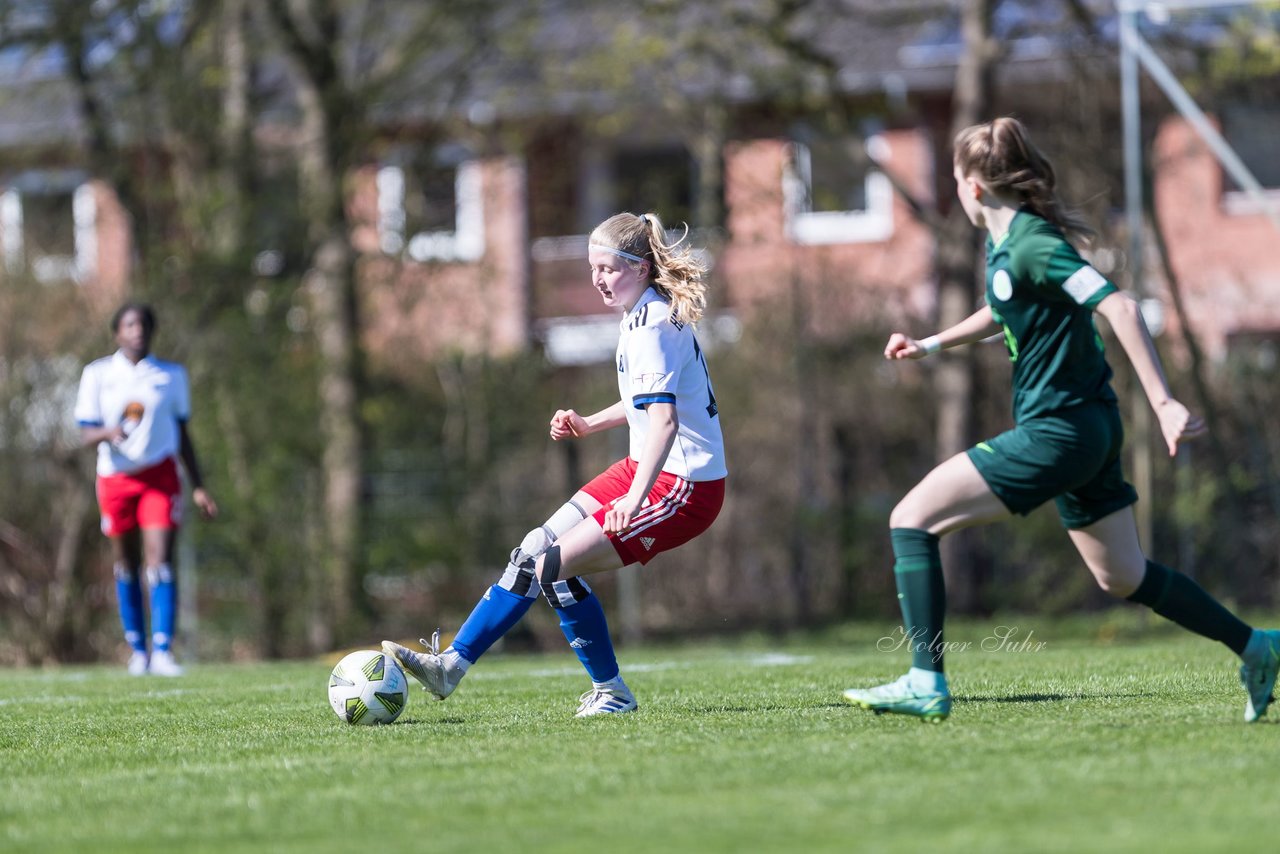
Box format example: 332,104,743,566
2,616,1278,853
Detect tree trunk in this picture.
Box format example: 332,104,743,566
45,456,93,658
271,0,366,649
308,233,361,646
933,0,996,612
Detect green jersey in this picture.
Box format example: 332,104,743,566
985,210,1119,421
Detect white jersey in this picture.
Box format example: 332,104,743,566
74,351,191,476
617,287,727,481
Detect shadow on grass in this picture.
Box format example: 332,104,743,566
958,692,1155,704
680,703,797,715
393,716,469,727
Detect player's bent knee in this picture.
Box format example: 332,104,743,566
1092,568,1140,599
536,545,563,585
541,576,592,609
517,525,555,563
497,545,539,598
144,564,174,586
889,501,926,531
496,500,590,598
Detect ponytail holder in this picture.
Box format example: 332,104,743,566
638,214,649,228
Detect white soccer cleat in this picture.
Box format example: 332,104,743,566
843,673,951,722
575,679,638,717
381,631,461,701
148,650,184,677
127,651,149,677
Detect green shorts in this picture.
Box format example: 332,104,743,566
966,400,1138,529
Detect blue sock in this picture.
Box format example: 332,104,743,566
115,563,146,653
147,564,176,652
450,585,536,664
544,581,619,684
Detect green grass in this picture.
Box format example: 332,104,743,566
3,617,1279,853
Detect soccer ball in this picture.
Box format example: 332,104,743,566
327,649,409,725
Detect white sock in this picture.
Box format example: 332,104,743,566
593,674,627,691
908,667,948,694
442,648,471,676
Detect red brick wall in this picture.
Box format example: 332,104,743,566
358,156,529,377
717,129,938,337
86,181,131,316
1153,117,1280,360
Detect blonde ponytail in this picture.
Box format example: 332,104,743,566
589,212,708,325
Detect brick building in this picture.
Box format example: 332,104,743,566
1,5,1276,374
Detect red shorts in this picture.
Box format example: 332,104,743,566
96,458,182,537
579,458,726,566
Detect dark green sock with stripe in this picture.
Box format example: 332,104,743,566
1126,560,1252,655
890,527,947,673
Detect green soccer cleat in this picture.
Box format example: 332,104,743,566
1240,629,1280,723
843,674,951,723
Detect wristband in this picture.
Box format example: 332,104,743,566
919,335,942,356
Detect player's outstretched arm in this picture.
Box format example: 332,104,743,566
1095,291,1205,456
885,305,1000,360
549,400,627,441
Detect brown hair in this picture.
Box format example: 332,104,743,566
590,212,708,325
954,117,1095,242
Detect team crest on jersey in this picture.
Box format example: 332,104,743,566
992,269,1013,302
640,537,656,551
633,372,670,389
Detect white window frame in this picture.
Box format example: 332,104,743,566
0,175,97,283
376,159,484,263
783,137,894,245
1223,188,1280,218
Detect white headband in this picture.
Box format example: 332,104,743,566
589,243,647,264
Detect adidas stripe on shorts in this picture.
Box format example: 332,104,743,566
579,457,726,566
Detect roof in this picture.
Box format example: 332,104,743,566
0,0,1269,149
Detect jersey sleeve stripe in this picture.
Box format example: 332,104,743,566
632,392,676,409
78,419,105,427
1062,264,1112,306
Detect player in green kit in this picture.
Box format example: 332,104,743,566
844,117,1280,723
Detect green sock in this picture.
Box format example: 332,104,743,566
1126,560,1252,655
890,527,946,673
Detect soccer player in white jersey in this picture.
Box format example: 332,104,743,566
75,304,218,676
384,212,728,716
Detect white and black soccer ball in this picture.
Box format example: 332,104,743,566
327,649,409,725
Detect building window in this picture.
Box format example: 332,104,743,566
783,134,894,245
1221,102,1280,192
377,145,483,263
0,171,96,283
609,146,695,229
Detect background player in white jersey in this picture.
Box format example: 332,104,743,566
75,303,218,676
384,212,727,716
